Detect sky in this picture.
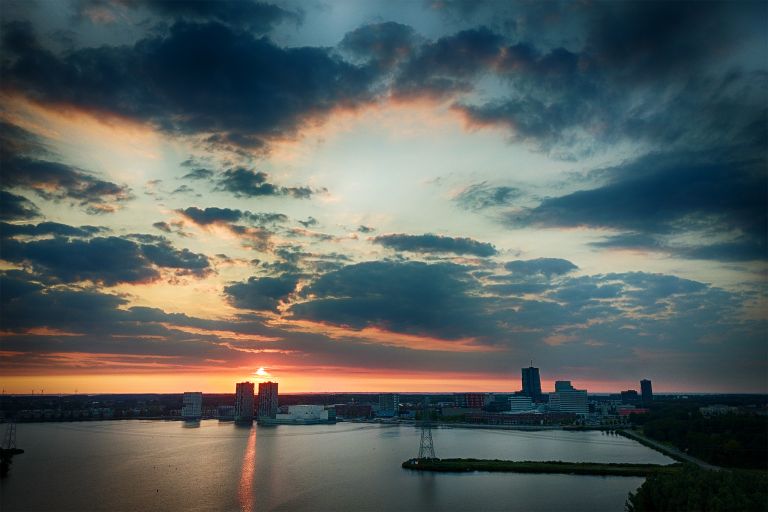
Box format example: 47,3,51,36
0,0,766,394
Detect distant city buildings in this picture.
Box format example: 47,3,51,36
378,393,399,417
257,381,279,420
620,389,640,404
641,379,653,404
235,382,255,422
521,366,542,402
454,393,489,409
217,405,235,421
549,381,588,416
181,392,202,420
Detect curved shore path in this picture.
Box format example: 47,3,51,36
619,429,720,471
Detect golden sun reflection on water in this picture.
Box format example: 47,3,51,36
238,427,256,512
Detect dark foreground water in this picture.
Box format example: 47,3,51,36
0,421,672,512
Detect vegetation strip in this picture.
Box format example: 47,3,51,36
402,458,681,476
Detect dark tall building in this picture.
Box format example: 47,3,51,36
640,379,653,403
521,366,542,402
257,381,279,419
235,382,254,422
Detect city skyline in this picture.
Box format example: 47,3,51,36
1,1,766,395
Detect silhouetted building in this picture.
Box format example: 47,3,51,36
181,392,202,420
235,382,255,422
257,381,279,419
620,390,640,404
521,366,542,401
640,379,653,404
555,380,574,391
378,394,399,416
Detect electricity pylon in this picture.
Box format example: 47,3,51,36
418,396,436,460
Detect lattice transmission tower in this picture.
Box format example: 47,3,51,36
3,422,17,450
417,396,436,460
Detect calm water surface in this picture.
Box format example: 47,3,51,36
0,421,672,512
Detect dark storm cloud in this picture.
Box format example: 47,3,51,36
373,233,497,257
340,22,418,70
393,27,505,98
510,151,767,260
454,182,522,210
0,234,211,285
584,1,750,82
0,221,105,238
290,260,492,340
504,258,578,277
225,275,299,312
216,168,314,198
0,191,40,220
120,0,302,33
1,21,376,150
432,2,766,155
0,121,132,213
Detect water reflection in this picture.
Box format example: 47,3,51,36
238,427,256,512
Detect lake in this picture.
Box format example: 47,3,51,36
0,421,673,511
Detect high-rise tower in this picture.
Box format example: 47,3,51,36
521,365,542,402
640,379,653,404
235,382,255,423
257,381,279,420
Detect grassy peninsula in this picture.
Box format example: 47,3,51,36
402,458,681,477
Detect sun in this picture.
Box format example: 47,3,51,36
254,367,269,377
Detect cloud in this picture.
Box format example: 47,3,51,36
290,260,492,340
357,225,375,233
181,167,215,180
152,221,172,233
178,206,244,225
504,258,578,277
176,206,285,251
394,26,505,99
2,21,376,151
372,233,497,256
0,121,132,213
119,0,303,33
591,232,766,262
1,234,211,285
509,150,767,261
225,275,299,312
0,221,105,238
298,216,318,228
454,182,522,210
340,21,418,70
0,190,40,220
216,167,314,198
